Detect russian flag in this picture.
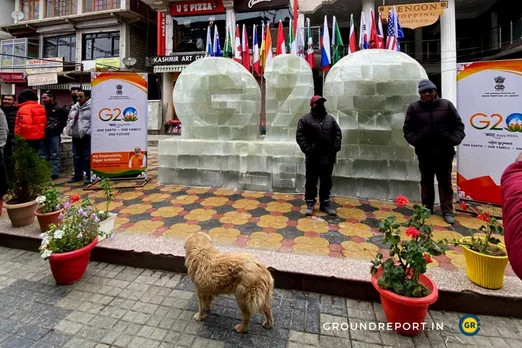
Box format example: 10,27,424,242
253,24,261,76
320,15,331,72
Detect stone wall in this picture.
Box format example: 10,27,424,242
60,137,73,175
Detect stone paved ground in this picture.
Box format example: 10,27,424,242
1,247,522,348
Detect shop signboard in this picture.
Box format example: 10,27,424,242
149,53,205,66
0,72,26,83
456,59,522,205
27,73,58,86
26,57,63,75
90,72,149,180
234,0,289,12
379,1,447,29
170,0,225,16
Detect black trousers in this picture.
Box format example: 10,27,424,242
3,135,14,183
418,153,454,214
72,136,91,179
305,161,335,203
0,149,7,199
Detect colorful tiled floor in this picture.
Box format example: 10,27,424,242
48,149,512,277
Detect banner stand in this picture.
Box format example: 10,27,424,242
83,176,151,191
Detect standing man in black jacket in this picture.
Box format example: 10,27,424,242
40,91,68,180
403,79,466,224
1,94,18,182
296,96,342,216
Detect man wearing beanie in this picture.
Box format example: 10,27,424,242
403,79,465,225
15,89,46,151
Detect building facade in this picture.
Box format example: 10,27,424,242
0,0,156,106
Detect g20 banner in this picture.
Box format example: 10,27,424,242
91,72,148,180
456,59,522,205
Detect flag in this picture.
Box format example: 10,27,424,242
205,25,212,57
320,15,331,71
265,23,273,68
348,14,357,54
212,25,222,57
289,19,296,55
223,25,233,57
234,24,242,64
253,24,261,76
242,24,251,71
260,22,266,70
369,10,378,48
359,12,369,50
386,6,404,51
296,22,305,58
276,20,286,55
305,18,314,68
331,15,344,65
377,12,385,48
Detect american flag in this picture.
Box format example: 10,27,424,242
386,7,404,51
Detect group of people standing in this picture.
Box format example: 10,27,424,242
0,87,93,201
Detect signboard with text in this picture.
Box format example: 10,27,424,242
26,57,64,75
149,53,205,66
234,0,289,13
0,72,26,83
27,73,58,86
170,0,225,16
379,1,447,29
456,59,522,205
90,72,148,180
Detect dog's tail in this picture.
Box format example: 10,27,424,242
238,261,274,313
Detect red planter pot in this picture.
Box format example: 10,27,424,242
48,237,98,285
371,268,439,336
35,208,63,232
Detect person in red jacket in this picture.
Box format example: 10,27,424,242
15,89,46,151
501,152,522,280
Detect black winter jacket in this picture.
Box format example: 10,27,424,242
1,106,18,137
296,111,342,163
403,97,465,156
45,103,68,138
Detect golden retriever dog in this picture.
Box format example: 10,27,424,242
184,232,274,333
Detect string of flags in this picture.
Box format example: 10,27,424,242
204,6,404,76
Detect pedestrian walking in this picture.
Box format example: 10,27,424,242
403,79,465,224
15,89,46,152
40,91,68,180
296,95,342,216
66,90,92,185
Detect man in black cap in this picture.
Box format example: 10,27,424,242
296,95,342,216
403,79,465,224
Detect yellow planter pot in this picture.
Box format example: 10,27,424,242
460,236,508,290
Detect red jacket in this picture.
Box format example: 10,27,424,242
501,161,522,280
15,101,46,140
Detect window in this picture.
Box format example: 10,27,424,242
44,35,76,63
22,0,39,20
83,0,120,12
46,0,77,17
82,32,120,60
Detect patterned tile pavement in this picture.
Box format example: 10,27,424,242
47,148,513,277
1,247,521,348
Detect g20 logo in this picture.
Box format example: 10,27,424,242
469,112,522,132
98,107,139,122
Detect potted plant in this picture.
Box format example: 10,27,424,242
97,178,116,240
4,137,51,227
39,196,112,285
370,196,447,337
452,203,507,289
34,187,65,232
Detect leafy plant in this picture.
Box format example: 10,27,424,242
452,202,505,256
9,137,51,204
370,196,447,298
97,178,114,221
36,187,62,214
39,195,111,259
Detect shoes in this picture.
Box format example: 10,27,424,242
443,213,455,225
84,178,91,185
320,200,337,216
67,176,83,183
305,202,314,216
51,175,59,180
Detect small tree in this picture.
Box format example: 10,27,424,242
9,137,51,204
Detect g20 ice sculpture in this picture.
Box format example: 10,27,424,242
158,51,428,201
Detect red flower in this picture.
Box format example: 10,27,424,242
477,212,491,222
423,253,433,263
71,195,81,203
395,195,409,207
405,227,419,238
459,201,468,211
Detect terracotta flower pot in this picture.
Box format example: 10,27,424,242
48,237,98,285
35,208,64,232
4,199,38,227
371,268,439,336
0,198,3,217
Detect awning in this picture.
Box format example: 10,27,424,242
36,83,91,90
153,65,186,73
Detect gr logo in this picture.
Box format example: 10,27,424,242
459,314,480,336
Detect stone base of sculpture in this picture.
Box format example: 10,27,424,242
158,138,431,201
